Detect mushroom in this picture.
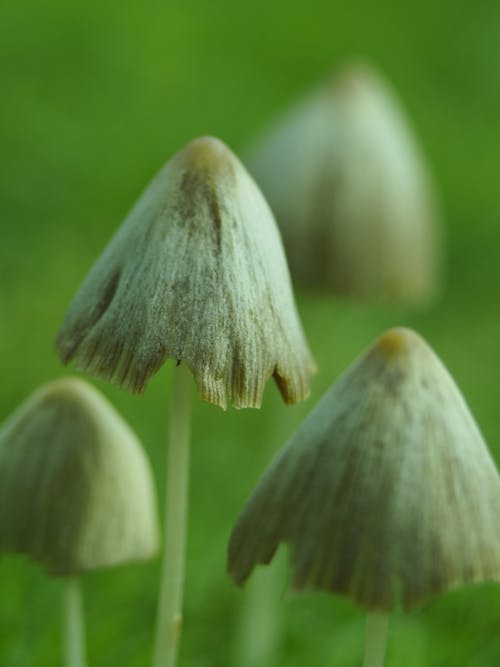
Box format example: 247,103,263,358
55,136,316,667
228,328,500,666
0,377,159,667
247,63,442,302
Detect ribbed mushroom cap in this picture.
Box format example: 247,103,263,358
0,377,159,575
55,136,316,409
228,328,500,611
247,63,441,302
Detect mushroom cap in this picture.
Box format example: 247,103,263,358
228,328,500,611
247,63,442,302
55,136,316,409
0,377,159,575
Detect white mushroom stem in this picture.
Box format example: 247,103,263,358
362,613,389,667
153,364,192,667
235,552,286,667
63,577,87,667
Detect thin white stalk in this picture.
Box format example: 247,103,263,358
235,407,290,667
362,613,389,667
234,548,286,667
153,364,192,667
63,577,87,667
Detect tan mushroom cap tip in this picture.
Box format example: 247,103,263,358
174,136,234,177
331,60,376,90
181,135,228,161
373,326,421,359
39,375,93,399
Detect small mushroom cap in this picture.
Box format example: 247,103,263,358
0,377,159,575
55,136,316,409
228,327,500,611
247,63,442,302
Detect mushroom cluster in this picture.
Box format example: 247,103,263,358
2,57,498,667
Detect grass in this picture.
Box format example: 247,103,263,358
1,0,500,665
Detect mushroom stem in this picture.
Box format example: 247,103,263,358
235,551,286,667
63,577,87,667
153,364,192,667
362,613,389,667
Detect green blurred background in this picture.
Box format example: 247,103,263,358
1,1,500,665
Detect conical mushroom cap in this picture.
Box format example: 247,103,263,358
228,328,500,611
248,63,441,301
0,377,159,575
55,136,316,409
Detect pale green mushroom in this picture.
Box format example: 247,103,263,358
0,376,159,667
229,328,500,667
55,136,316,667
247,64,442,302
55,136,315,410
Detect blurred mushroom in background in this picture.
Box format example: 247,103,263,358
247,62,443,304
